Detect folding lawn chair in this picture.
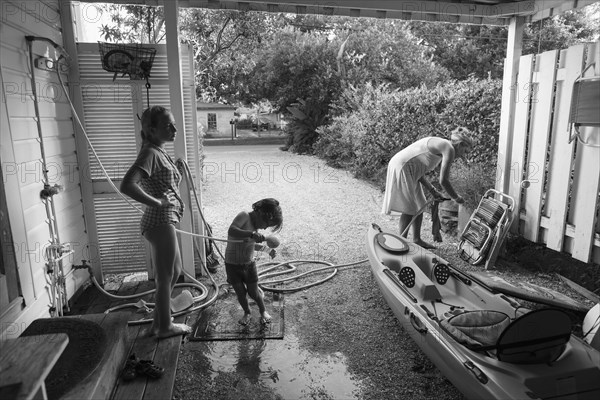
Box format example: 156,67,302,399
458,189,515,268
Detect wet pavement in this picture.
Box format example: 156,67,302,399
178,288,366,400
185,301,361,399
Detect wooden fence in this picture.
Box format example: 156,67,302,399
501,41,599,264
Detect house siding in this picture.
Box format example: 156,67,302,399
197,103,235,136
1,0,90,338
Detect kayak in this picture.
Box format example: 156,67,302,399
366,223,600,400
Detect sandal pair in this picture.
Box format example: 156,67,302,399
121,354,138,381
136,359,164,379
121,353,164,381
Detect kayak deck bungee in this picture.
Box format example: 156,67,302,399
366,223,600,400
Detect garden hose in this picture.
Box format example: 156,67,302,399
55,62,371,324
257,259,368,293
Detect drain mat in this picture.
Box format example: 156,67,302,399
190,289,284,341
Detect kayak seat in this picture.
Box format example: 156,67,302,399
494,308,571,364
441,309,572,364
440,310,511,348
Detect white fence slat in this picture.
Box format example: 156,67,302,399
507,54,534,232
545,45,585,251
496,17,525,194
571,43,600,261
522,50,559,242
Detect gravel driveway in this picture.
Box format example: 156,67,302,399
174,144,465,400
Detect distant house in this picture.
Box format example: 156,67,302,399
197,102,236,136
236,106,283,130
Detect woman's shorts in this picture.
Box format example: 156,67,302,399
225,262,258,285
140,207,182,235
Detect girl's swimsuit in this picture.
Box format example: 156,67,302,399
134,143,184,234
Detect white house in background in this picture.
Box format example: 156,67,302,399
236,105,283,130
196,102,236,136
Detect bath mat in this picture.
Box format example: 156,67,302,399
20,317,107,400
190,289,284,341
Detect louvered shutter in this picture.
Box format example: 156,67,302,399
77,43,200,274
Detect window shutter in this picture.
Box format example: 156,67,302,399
77,43,199,275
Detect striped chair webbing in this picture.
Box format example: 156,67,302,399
473,198,505,228
463,220,490,249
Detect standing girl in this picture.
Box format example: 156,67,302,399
120,105,192,338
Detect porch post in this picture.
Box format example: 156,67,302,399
496,16,525,199
59,0,104,284
163,0,195,281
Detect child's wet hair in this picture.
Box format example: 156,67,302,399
252,198,283,232
140,106,169,141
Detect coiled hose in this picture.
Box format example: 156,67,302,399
56,61,369,324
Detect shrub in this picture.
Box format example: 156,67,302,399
236,118,252,129
314,113,366,168
450,159,498,210
313,77,502,190
438,77,502,165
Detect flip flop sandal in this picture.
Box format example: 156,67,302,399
121,354,139,381
136,359,164,379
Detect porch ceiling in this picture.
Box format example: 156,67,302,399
81,0,595,26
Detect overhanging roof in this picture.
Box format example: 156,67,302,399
82,0,596,26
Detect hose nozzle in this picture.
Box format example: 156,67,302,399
265,235,280,248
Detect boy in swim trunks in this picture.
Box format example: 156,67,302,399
225,198,283,325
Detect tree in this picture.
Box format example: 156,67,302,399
98,5,276,103
99,4,165,44
179,9,277,103
330,19,448,90
407,4,600,80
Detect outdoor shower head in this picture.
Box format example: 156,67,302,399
25,35,72,63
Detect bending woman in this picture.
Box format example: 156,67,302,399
381,127,473,249
120,105,192,338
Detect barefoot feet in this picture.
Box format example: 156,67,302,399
156,323,192,339
260,311,272,325
149,317,175,337
413,239,435,249
239,312,252,326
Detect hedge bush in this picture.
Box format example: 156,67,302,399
314,77,502,195
450,160,498,210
